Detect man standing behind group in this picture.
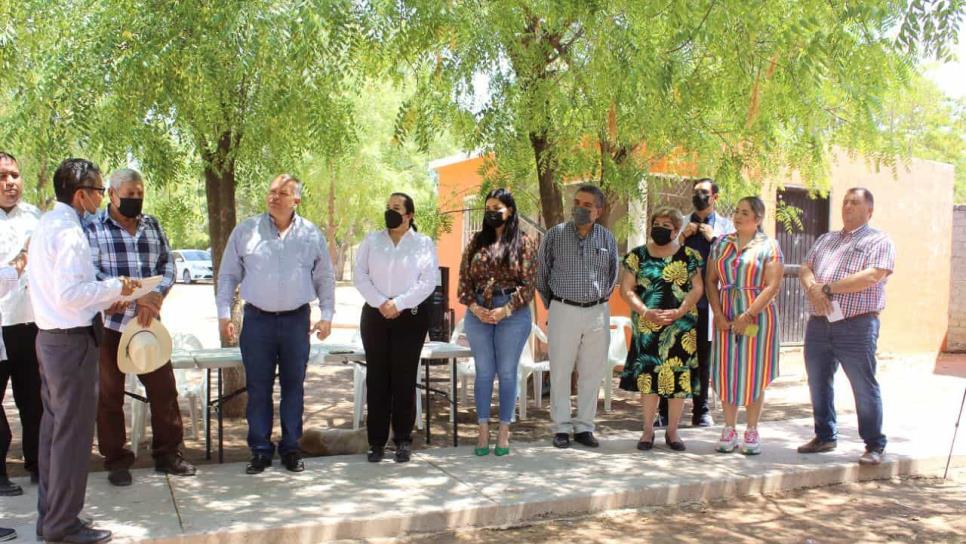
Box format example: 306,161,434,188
218,174,335,475
29,158,139,544
0,151,42,494
536,184,619,449
660,178,734,428
86,168,196,487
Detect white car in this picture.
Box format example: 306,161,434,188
173,249,213,284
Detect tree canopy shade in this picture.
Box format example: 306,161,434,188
0,0,365,415
373,0,965,229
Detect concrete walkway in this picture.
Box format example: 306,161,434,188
2,419,963,543
3,357,964,543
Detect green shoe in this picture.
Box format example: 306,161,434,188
494,446,510,456
474,445,490,456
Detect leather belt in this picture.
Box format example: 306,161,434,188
551,295,608,308
44,325,93,335
244,303,309,317
476,287,517,297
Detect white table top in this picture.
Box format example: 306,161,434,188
171,341,472,369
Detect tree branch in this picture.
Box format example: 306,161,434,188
666,0,718,54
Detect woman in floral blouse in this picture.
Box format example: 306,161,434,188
458,188,537,457
618,206,704,452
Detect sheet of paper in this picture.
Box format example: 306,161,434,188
707,305,714,341
827,300,845,322
119,275,163,302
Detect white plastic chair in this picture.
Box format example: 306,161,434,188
451,317,548,420
603,316,632,412
172,333,207,440
350,329,424,431
129,332,208,456
126,375,149,457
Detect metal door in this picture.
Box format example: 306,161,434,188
775,188,829,344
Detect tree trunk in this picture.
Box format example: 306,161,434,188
333,240,352,282
205,130,245,418
600,190,629,253
36,154,53,210
325,163,338,269
530,131,565,228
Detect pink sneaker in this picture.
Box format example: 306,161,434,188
716,426,738,453
741,428,762,455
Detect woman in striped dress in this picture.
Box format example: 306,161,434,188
706,196,783,455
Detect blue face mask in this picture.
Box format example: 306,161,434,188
75,190,99,223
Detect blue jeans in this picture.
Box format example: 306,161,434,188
464,294,532,424
803,315,886,451
239,304,310,456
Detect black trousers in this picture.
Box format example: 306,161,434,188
0,323,42,475
661,305,711,421
360,303,430,448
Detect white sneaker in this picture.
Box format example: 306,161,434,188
716,426,738,453
741,428,762,455
858,448,884,465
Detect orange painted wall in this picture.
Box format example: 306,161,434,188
434,156,488,325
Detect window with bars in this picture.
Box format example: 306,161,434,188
462,195,483,249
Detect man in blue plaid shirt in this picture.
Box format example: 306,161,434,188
85,168,196,487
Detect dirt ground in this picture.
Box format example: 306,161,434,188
368,470,966,544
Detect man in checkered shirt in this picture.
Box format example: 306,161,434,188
85,168,196,486
536,184,619,450
797,187,896,466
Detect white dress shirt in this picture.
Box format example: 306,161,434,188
0,266,20,360
0,201,40,326
353,228,438,311
27,202,122,330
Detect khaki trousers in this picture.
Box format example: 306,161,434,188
547,300,610,435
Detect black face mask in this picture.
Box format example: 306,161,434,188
384,209,404,230
651,226,674,246
117,197,143,219
692,192,711,212
483,210,506,228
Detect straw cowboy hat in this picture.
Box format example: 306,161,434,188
117,319,173,375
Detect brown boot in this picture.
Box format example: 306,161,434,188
155,453,197,476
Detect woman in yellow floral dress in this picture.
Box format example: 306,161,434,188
618,207,704,452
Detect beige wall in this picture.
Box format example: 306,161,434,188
773,151,954,353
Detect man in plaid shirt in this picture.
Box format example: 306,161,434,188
536,184,619,450
797,187,896,466
85,168,196,486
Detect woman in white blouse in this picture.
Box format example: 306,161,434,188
353,192,438,464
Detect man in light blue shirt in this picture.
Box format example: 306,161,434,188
217,174,335,474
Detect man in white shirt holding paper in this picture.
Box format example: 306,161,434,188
28,158,138,544
0,151,42,495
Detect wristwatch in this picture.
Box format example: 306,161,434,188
821,284,833,298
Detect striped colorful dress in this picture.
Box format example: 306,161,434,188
710,232,782,406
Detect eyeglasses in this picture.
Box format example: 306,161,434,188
77,185,106,195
